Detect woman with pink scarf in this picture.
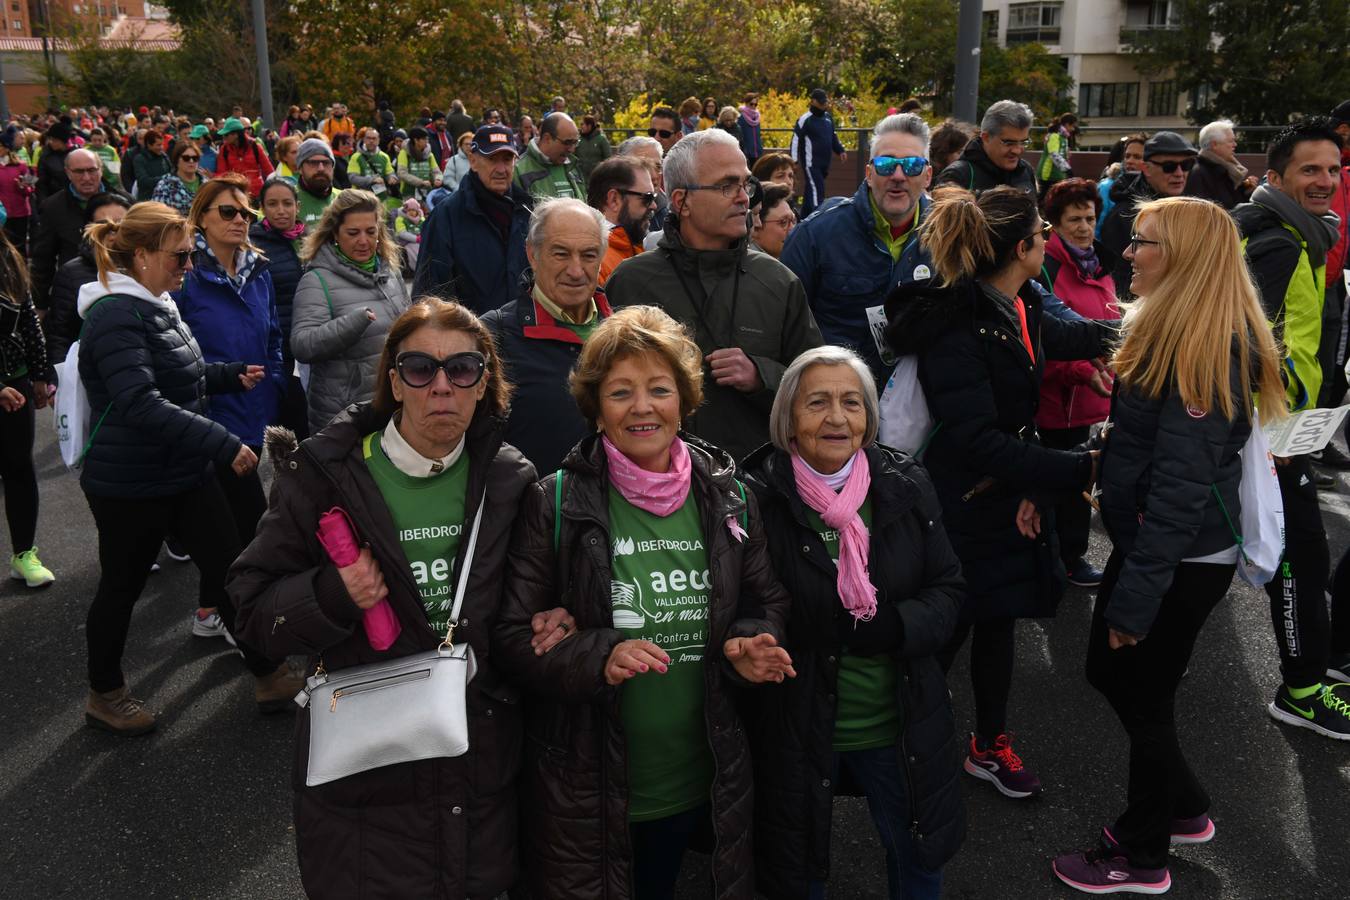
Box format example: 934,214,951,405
737,93,763,166
739,346,965,900
495,305,795,900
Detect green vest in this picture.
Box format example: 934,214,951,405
1243,224,1326,411
298,186,339,228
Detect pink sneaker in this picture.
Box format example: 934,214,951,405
1053,847,1171,894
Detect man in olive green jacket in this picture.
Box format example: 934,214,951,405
513,113,586,201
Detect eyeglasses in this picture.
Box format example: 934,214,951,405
161,249,192,268
180,155,200,162
870,155,929,177
999,138,1032,148
685,176,758,200
648,127,675,139
558,138,580,147
763,214,796,229
1128,234,1161,252
1023,222,1051,244
620,189,658,206
1150,158,1197,174
209,204,258,223
68,166,101,177
396,351,487,389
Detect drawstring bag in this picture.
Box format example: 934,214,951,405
878,355,939,458
1215,413,1284,587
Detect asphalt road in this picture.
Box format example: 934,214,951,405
2,411,1348,899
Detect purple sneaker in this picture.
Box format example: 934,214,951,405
1053,847,1171,894
962,733,1042,798
1102,814,1215,849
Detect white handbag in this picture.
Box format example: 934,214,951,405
53,340,89,469
299,489,486,787
1218,413,1284,587
878,355,936,457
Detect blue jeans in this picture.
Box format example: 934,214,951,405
807,746,943,900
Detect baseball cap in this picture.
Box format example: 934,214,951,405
218,117,246,135
189,124,209,139
471,124,519,156
1143,131,1197,159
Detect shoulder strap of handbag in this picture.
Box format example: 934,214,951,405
314,270,335,317
444,486,488,646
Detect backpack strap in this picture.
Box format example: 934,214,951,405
734,478,748,529
315,270,335,317
553,469,565,553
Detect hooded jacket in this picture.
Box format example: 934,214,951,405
76,272,247,498
884,278,1113,620
229,403,535,900
739,443,966,896
492,433,790,900
290,242,410,434
603,218,824,461
1035,232,1118,430
935,138,1038,196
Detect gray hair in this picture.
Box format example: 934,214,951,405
663,128,742,193
769,347,880,453
616,135,662,158
527,197,605,250
872,113,931,157
980,100,1034,135
1198,119,1235,149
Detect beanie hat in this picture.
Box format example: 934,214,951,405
296,137,335,167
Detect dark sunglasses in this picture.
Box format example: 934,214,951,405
162,249,191,268
1023,222,1052,244
648,127,674,139
870,155,929,177
1151,158,1197,174
396,351,486,389
179,154,200,162
620,189,658,206
210,204,257,223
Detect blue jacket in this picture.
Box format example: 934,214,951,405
411,172,531,314
781,182,933,383
248,221,303,361
737,113,762,161
790,108,844,173
173,249,285,446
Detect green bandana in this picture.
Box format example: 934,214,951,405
336,246,378,273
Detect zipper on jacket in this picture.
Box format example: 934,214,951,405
897,662,923,842
272,615,286,635
327,669,430,712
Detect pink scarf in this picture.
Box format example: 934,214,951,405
791,449,876,621
602,435,748,541
265,218,305,241
739,106,760,127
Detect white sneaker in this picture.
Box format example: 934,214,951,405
191,611,237,647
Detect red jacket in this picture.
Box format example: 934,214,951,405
215,138,274,198
1327,148,1350,279
1036,231,1117,430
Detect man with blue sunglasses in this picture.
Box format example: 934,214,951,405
781,113,934,385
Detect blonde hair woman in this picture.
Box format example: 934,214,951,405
1052,197,1284,895
291,189,409,433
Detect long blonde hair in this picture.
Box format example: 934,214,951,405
299,188,401,271
1112,197,1285,424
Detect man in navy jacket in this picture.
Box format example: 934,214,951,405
791,89,847,217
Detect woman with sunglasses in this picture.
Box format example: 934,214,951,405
231,298,574,899
291,189,410,435
884,186,1115,800
77,201,300,735
151,140,209,215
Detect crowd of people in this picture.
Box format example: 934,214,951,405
1,90,1348,899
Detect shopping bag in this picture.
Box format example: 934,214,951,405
1233,416,1284,587
878,355,934,457
53,340,92,469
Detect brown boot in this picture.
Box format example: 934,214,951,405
85,686,157,736
255,661,305,714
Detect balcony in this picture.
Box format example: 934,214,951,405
1120,22,1179,44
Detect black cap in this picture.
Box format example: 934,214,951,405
1331,100,1350,126
1143,131,1197,159
431,110,446,121
409,126,429,140
471,124,519,157
809,88,828,104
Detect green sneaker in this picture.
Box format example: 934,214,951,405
1268,682,1350,740
10,547,54,588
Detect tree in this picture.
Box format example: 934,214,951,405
978,42,1075,122
1126,0,1350,125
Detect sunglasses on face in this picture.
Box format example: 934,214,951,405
648,127,675,139
396,351,486,389
180,155,200,162
210,204,257,223
1151,158,1197,174
870,155,929,177
620,189,658,206
1023,222,1051,244
162,248,191,268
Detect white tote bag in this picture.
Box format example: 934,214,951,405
1229,415,1284,587
878,355,935,456
53,340,92,469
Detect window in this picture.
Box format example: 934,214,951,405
10,3,19,11
983,10,999,40
10,18,18,29
1006,1,1063,44
1079,82,1140,118
1147,81,1179,117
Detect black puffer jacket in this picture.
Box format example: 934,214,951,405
249,221,303,362
739,443,965,896
229,404,535,899
43,242,97,366
77,286,246,498
493,433,791,900
1098,350,1250,637
885,278,1113,620
934,138,1038,195
1098,172,1160,297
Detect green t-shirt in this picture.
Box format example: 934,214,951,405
608,485,715,822
363,431,470,634
298,186,339,228
806,500,900,751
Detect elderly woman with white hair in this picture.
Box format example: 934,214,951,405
740,345,965,900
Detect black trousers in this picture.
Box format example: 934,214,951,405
215,444,266,548
84,475,276,692
1085,550,1234,870
1041,425,1092,564
1263,456,1333,687
0,378,38,554
938,616,1016,744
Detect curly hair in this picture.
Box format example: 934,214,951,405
1043,177,1102,224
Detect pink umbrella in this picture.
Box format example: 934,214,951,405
316,507,401,650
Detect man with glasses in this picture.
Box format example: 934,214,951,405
32,148,125,310
587,156,657,283
513,113,585,201
482,198,613,473
935,99,1038,196
604,129,823,459
1099,131,1197,297
791,88,847,218
294,138,342,228
782,113,934,384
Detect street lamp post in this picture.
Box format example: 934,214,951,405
251,0,274,130
954,0,983,123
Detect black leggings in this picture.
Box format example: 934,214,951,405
1263,456,1332,687
215,445,266,549
938,616,1016,745
84,476,277,692
1040,425,1092,564
0,378,38,555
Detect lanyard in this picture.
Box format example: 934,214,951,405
665,248,742,350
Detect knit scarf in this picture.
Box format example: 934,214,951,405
739,106,760,127
791,449,877,621
264,218,305,241
336,246,378,273
1198,147,1248,189
1252,183,1342,270
1063,238,1100,280
603,435,747,541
